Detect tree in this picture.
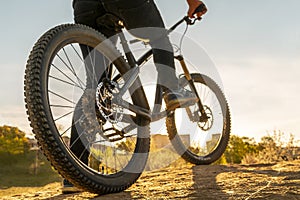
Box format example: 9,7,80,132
117,139,135,152
224,135,259,164
0,125,30,154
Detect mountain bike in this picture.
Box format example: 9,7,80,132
24,15,231,194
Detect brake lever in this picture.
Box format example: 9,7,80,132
184,16,202,25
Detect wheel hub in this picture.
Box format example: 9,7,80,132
96,79,123,124
198,105,213,131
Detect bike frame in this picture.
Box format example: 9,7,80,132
111,16,208,122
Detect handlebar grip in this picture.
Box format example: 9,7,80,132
193,3,207,15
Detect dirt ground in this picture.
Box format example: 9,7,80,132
0,160,299,200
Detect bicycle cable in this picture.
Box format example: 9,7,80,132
178,22,189,55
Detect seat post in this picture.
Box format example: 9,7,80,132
118,30,137,68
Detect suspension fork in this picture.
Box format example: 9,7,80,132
175,55,208,121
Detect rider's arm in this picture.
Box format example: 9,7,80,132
186,0,207,18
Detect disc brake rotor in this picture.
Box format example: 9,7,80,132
96,79,124,124
198,105,213,131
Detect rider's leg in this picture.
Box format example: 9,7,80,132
102,0,198,109
69,0,117,167
63,1,118,193
102,0,178,90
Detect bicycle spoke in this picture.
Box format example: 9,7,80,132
60,124,73,137
62,47,85,88
210,98,220,110
71,44,84,62
48,90,75,105
91,47,97,88
203,85,210,103
51,63,82,89
86,47,98,88
56,53,85,88
58,115,85,138
54,110,74,122
115,148,128,171
50,104,75,109
69,129,88,150
49,75,84,90
78,143,90,162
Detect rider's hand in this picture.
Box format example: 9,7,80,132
186,0,207,19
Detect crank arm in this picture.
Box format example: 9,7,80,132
151,110,169,122
112,97,151,120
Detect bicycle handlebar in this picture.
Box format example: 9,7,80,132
129,16,200,44
168,16,201,32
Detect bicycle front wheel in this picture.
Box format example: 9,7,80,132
24,24,150,194
166,73,231,165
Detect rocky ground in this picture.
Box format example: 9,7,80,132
0,160,299,200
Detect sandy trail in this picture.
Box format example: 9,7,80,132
1,161,299,200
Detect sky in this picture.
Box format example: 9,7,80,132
0,0,299,143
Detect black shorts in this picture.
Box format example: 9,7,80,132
73,0,165,38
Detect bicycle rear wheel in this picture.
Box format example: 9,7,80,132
24,24,150,194
166,73,231,165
